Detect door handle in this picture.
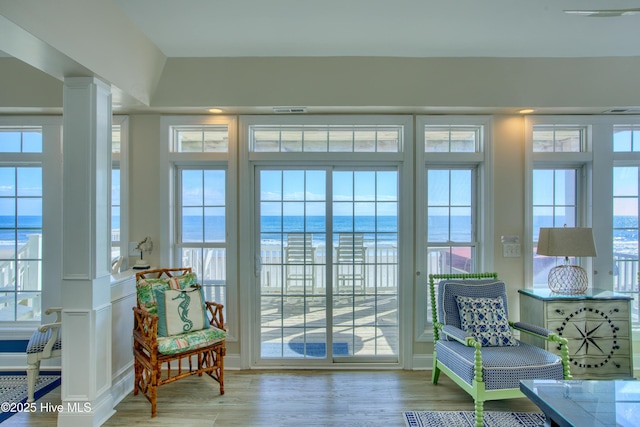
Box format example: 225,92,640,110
255,254,262,277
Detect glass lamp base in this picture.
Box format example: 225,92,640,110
548,265,588,294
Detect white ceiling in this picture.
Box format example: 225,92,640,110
114,0,640,58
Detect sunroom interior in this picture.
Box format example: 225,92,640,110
1,1,640,425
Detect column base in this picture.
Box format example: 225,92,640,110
57,391,115,427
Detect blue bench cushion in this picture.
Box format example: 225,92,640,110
27,329,62,354
435,339,564,390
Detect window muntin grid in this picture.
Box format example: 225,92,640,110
0,128,42,153
111,168,121,259
173,125,229,153
533,126,585,152
177,168,228,315
425,125,481,153
251,125,402,153
613,167,639,291
614,126,640,152
532,168,578,289
0,165,43,321
112,124,121,154
426,168,476,274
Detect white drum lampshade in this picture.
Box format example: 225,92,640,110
536,227,597,294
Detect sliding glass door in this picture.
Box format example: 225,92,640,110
257,167,398,363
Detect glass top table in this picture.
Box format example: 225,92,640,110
520,379,640,427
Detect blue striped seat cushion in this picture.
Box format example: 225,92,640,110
435,339,564,390
26,329,62,354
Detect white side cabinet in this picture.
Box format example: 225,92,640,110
519,288,634,379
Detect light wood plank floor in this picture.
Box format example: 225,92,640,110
4,370,542,426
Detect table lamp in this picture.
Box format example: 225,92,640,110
536,227,597,294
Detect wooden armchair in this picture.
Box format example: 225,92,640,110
26,307,62,403
133,267,226,417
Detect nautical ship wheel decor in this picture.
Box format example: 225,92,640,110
554,306,621,370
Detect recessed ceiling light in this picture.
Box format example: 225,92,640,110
519,109,535,114
563,8,640,17
208,108,224,113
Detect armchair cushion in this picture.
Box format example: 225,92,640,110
26,328,62,354
155,286,209,337
157,327,227,355
137,272,198,314
438,279,509,342
438,280,507,328
455,295,517,346
435,339,564,390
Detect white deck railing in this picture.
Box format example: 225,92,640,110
2,235,638,321
259,244,398,294
0,234,42,320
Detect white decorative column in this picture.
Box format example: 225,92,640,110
58,77,115,427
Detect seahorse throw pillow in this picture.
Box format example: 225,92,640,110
155,286,210,337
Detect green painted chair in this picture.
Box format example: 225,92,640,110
429,273,571,427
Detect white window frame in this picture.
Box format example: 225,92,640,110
160,115,239,342
415,115,494,342
111,115,129,271
525,116,593,290
607,118,640,334
239,115,414,369
531,167,584,289
0,116,62,338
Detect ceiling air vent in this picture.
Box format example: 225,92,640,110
564,8,640,17
603,108,640,114
273,107,307,114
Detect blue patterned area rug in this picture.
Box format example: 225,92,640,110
0,373,61,423
403,411,545,427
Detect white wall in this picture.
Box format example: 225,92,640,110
127,115,162,269
153,57,640,111
492,115,527,314
3,56,640,113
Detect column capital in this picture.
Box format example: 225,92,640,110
64,76,111,91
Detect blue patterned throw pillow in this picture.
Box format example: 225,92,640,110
455,295,517,346
155,286,210,337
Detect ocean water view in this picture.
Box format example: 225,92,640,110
0,215,42,247
1,215,639,257
259,216,398,247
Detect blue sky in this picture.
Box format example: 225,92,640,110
0,167,43,217
258,170,398,217
0,131,44,216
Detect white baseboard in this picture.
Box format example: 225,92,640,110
224,353,240,370
411,354,432,370
110,361,134,406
